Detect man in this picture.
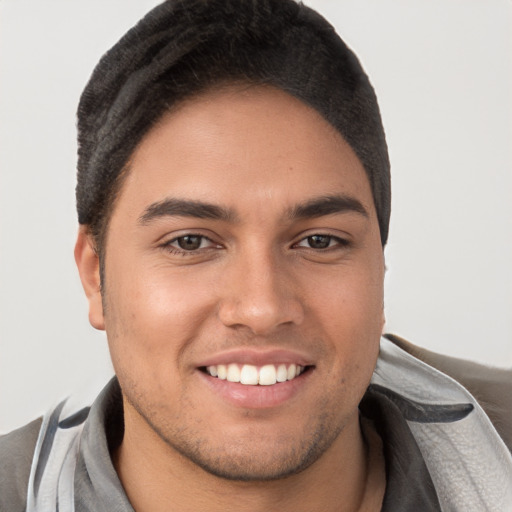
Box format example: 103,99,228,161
1,1,511,511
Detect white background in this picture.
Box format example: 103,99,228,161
1,0,511,433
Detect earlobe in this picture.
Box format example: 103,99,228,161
381,256,386,334
74,226,105,331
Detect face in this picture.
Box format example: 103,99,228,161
78,85,385,481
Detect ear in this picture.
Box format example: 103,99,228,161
381,255,387,333
380,309,386,334
74,226,105,330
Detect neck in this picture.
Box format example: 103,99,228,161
113,403,385,512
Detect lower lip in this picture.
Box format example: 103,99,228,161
198,370,312,409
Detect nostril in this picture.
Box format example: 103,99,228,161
218,302,305,336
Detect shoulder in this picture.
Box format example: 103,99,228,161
384,333,512,452
0,417,42,512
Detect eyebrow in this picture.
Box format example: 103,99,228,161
139,198,237,225
138,193,368,226
288,194,369,220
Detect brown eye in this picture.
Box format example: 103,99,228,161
176,235,203,250
295,234,348,251
162,234,221,257
306,235,332,249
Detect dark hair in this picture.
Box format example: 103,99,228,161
76,0,390,256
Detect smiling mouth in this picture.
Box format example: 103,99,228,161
200,363,311,386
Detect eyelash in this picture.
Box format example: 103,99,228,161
161,234,219,255
160,233,349,256
293,234,349,251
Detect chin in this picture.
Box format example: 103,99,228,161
144,407,347,482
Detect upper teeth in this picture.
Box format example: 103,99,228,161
206,363,304,386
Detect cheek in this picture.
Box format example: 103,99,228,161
103,263,217,377
308,260,384,331
303,258,384,377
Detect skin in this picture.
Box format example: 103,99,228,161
75,85,386,511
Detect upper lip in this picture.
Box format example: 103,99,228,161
196,348,314,368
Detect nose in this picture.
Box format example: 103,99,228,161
217,248,304,335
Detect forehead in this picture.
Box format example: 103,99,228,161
114,85,376,221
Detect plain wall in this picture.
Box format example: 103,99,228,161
1,0,511,433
